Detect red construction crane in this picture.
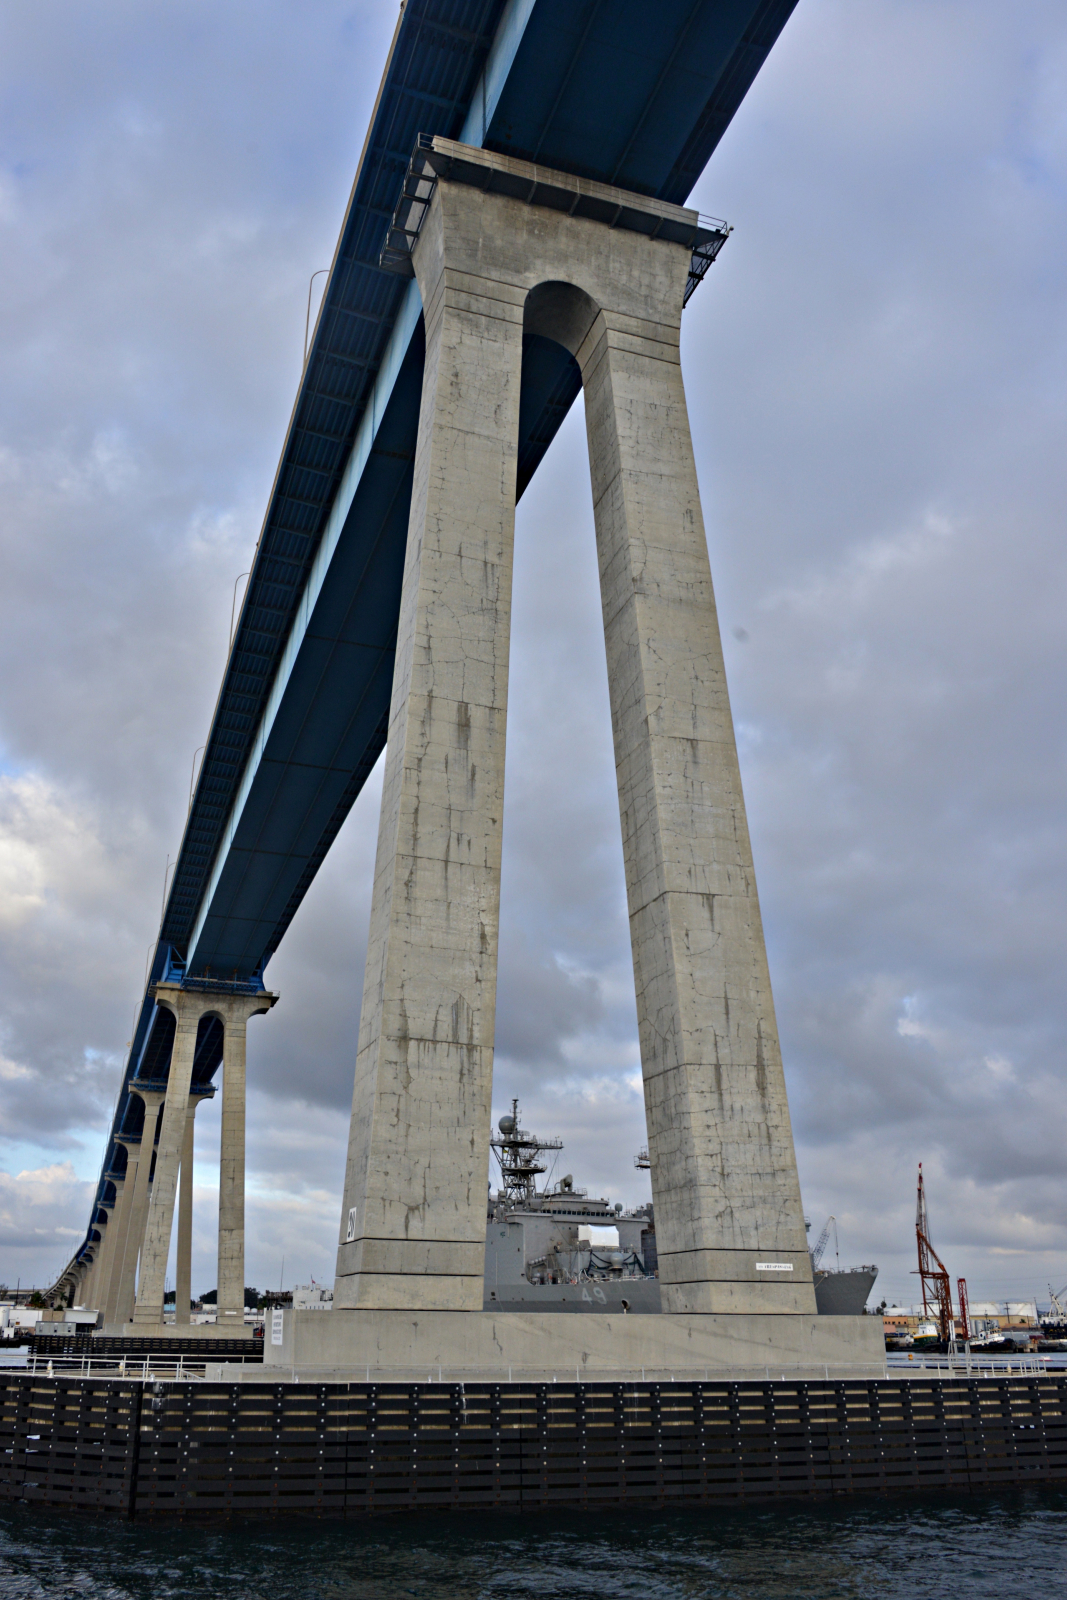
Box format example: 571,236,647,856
957,1277,971,1342
914,1163,955,1342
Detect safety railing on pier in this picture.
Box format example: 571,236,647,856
12,1354,207,1383
888,1350,1066,1378
6,1351,1065,1385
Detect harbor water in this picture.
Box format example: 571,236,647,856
1,1488,1064,1598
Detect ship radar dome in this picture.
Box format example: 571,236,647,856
498,1115,516,1135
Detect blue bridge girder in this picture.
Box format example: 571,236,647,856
67,0,801,1285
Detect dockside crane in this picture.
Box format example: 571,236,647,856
957,1277,971,1342
914,1164,956,1342
810,1215,839,1271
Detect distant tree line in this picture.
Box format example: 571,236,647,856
165,1287,263,1309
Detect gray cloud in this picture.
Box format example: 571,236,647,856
2,1,1066,1310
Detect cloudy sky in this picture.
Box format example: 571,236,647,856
1,0,1065,1312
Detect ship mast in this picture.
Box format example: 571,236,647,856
490,1099,562,1207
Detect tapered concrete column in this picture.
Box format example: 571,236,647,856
82,1201,116,1309
576,300,814,1315
173,1099,201,1326
132,988,200,1325
80,1231,103,1307
215,1000,270,1323
334,152,524,1312
94,1170,129,1321
71,1257,92,1308
134,984,276,1327
335,138,814,1319
112,1090,164,1324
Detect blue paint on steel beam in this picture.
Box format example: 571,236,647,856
183,0,543,977
184,280,425,970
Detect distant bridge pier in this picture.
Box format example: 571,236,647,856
129,985,276,1329
92,1167,127,1310
173,1088,210,1326
94,1160,131,1322
113,1091,163,1324
81,1201,114,1311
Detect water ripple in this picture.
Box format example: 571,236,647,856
1,1489,1065,1600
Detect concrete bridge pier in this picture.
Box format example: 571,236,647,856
131,984,275,1329
114,1093,164,1325
332,142,524,1315
93,1167,129,1321
81,1201,114,1309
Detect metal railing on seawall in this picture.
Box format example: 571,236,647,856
219,1361,894,1385
11,1351,1066,1385
14,1354,208,1383
888,1350,1067,1378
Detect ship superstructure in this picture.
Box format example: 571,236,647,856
483,1106,878,1317
485,1102,659,1312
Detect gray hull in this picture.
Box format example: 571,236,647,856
484,1271,876,1316
814,1268,878,1316
485,1281,662,1314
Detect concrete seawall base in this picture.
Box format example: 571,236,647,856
263,1308,887,1380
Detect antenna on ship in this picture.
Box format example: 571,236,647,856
490,1098,562,1207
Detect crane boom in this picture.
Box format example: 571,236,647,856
810,1215,838,1270
914,1163,954,1342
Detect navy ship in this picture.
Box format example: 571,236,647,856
484,1102,659,1313
807,1216,879,1316
483,1103,878,1316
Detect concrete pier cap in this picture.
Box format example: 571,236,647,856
307,138,882,1378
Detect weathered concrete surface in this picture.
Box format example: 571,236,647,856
99,1320,256,1341
81,1196,116,1310
266,1306,886,1378
93,1176,127,1319
216,1001,271,1325
576,292,813,1315
335,139,815,1324
132,986,275,1328
173,1102,200,1327
113,1097,163,1325
333,155,523,1313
